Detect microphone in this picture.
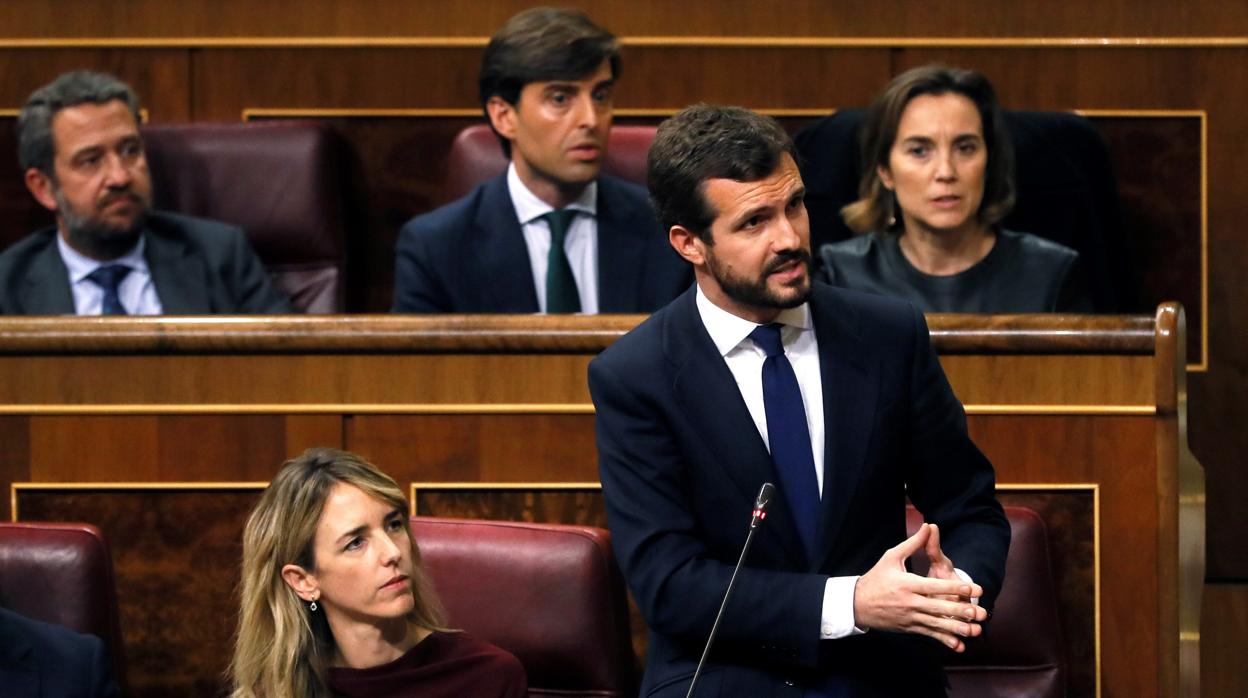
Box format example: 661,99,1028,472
686,482,776,698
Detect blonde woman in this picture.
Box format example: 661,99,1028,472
230,448,525,698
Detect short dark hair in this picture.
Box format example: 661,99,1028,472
842,64,1015,234
647,105,796,243
17,70,142,175
478,7,620,157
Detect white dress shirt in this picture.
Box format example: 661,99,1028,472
506,163,599,314
57,233,163,315
694,286,862,639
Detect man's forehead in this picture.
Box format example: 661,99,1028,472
703,157,804,213
51,101,140,155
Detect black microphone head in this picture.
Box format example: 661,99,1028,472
755,482,776,512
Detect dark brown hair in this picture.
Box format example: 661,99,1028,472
841,64,1015,234
647,105,795,243
478,7,620,157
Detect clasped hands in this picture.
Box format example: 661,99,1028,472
852,523,986,653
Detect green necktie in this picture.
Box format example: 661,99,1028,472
543,209,581,313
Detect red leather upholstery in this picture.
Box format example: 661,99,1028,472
443,124,657,202
141,121,348,312
411,516,637,698
906,506,1066,698
0,522,126,687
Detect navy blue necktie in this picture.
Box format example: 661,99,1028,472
542,209,581,313
86,264,131,315
750,323,820,559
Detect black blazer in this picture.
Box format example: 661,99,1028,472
589,283,1009,696
392,173,690,313
0,211,292,315
0,607,119,698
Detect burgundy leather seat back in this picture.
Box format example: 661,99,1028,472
906,506,1066,698
443,124,657,202
411,516,636,698
141,121,348,312
0,522,126,685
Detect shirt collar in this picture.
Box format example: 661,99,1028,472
57,231,149,284
695,283,812,357
506,161,598,225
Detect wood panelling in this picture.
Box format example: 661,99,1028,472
943,355,1154,407
0,49,189,116
0,1,1245,39
980,415,1159,698
16,488,265,697
348,414,599,482
27,415,308,480
1203,584,1248,698
0,312,1196,697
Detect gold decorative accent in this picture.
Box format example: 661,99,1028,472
0,403,597,415
0,36,1246,50
242,107,833,121
10,481,267,522
962,405,1155,415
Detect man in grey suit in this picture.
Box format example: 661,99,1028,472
392,7,689,313
0,70,290,315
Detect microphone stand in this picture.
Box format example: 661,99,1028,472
685,483,774,698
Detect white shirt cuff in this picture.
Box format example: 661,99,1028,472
819,576,867,639
953,567,979,606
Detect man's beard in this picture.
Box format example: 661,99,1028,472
706,247,813,311
56,187,148,261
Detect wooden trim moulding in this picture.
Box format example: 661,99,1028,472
1,36,1246,50
10,481,267,521
0,314,1160,355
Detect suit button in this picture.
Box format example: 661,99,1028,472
784,679,795,687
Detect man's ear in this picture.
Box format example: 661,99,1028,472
876,164,895,191
281,564,319,603
669,225,708,267
24,168,58,213
486,95,518,142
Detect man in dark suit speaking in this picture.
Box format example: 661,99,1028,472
392,7,689,314
589,106,1010,696
0,70,290,315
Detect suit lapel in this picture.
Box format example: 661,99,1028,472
18,233,75,314
144,228,210,313
810,288,879,570
666,289,810,569
474,175,540,312
595,177,647,312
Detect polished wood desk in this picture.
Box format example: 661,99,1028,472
0,308,1201,697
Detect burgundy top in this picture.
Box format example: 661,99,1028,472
327,631,527,698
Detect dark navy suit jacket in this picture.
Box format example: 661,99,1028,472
392,173,690,313
0,607,119,698
589,282,1010,697
0,211,292,315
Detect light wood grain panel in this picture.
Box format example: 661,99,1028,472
978,414,1159,698
0,49,189,118
27,415,295,481
347,414,599,482
0,353,595,406
941,354,1154,407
